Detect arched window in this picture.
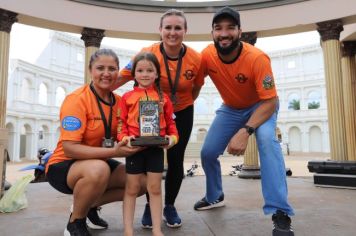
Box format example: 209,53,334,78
307,91,321,109
39,83,48,105
287,93,300,110
20,78,31,101
55,86,66,107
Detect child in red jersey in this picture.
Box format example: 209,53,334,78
117,52,178,236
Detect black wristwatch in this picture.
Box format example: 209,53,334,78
244,125,255,135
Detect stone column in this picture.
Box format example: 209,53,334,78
0,9,17,197
317,19,347,161
80,27,105,84
241,31,257,46
238,31,261,179
238,134,260,179
341,41,356,161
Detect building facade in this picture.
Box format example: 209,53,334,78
5,32,329,162
192,44,330,154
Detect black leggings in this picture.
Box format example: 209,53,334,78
165,105,194,205
145,105,193,205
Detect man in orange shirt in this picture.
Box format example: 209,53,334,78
194,7,294,236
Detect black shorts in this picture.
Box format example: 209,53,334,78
126,147,163,174
46,159,121,194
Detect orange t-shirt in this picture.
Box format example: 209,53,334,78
201,42,277,109
120,42,204,112
46,84,120,173
117,86,178,141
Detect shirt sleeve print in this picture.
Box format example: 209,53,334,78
60,95,87,142
253,54,277,100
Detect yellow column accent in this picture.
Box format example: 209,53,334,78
0,32,10,196
81,28,105,84
238,134,260,179
244,134,259,166
341,46,356,161
321,39,347,161
84,46,99,84
0,31,10,128
0,9,17,197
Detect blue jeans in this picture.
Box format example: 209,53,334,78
200,103,294,216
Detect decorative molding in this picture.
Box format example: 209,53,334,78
0,9,18,33
341,41,356,57
80,27,105,47
241,32,257,46
69,0,308,12
316,19,343,42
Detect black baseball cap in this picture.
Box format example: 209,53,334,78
212,6,240,27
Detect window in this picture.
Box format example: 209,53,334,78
287,61,296,69
55,86,66,107
20,78,31,101
288,93,300,110
307,91,321,109
39,83,48,105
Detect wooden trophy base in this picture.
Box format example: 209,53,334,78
131,136,169,147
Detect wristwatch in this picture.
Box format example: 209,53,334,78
244,125,255,135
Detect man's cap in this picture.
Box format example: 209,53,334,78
212,6,240,27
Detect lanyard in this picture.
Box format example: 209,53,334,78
90,83,114,139
161,43,184,105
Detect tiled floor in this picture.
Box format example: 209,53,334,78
1,174,356,236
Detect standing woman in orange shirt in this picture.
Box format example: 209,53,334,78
116,9,204,228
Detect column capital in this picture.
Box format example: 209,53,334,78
0,9,18,33
241,31,257,46
341,41,356,57
316,19,343,42
80,27,105,47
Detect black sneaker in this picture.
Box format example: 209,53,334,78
272,210,294,236
64,217,91,236
194,194,225,210
87,207,108,229
141,203,153,229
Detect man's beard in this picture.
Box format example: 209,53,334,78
214,37,240,55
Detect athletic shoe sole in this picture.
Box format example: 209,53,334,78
165,220,182,228
87,220,107,230
141,224,153,229
194,200,225,211
70,204,107,230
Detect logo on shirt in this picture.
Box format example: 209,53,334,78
184,70,195,80
262,75,275,90
62,116,81,131
235,73,248,83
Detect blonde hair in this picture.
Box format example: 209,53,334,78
160,9,187,30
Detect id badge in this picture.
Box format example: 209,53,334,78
102,138,114,148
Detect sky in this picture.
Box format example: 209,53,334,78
9,23,320,64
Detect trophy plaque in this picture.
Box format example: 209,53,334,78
131,101,169,147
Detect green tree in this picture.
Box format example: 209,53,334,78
288,99,300,110
308,101,320,109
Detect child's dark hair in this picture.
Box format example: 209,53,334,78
89,48,119,70
131,52,163,103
